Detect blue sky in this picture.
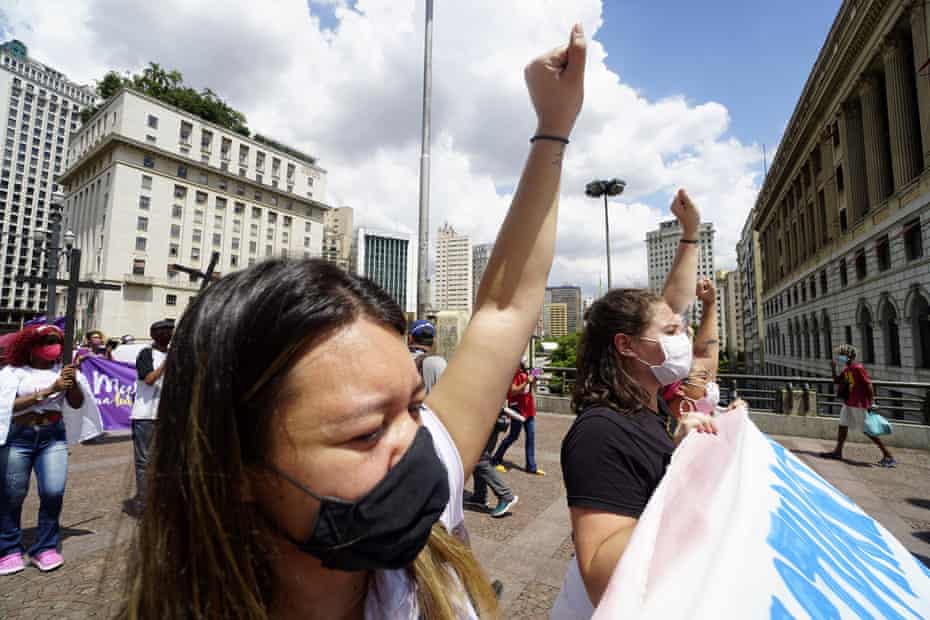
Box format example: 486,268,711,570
599,0,842,164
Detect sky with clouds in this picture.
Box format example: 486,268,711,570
1,0,841,297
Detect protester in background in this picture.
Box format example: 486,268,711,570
0,324,103,575
663,277,721,419
83,330,106,357
124,319,173,517
492,361,544,475
820,344,896,467
465,411,519,518
117,26,585,619
552,193,721,616
408,320,447,394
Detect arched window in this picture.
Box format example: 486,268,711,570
879,297,901,367
811,315,821,360
822,311,833,360
857,304,875,364
910,292,930,369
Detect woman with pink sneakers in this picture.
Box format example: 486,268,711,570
0,325,103,576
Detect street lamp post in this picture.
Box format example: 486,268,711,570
416,0,434,320
585,178,626,290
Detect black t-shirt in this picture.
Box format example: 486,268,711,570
561,399,676,519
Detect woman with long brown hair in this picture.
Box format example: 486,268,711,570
551,196,721,618
119,25,587,620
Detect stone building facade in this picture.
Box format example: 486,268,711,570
756,0,930,383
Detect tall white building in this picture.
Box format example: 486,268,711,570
351,227,417,315
0,40,95,330
472,241,493,305
59,88,328,337
323,206,353,270
646,220,716,324
434,223,472,314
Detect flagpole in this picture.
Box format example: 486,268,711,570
416,0,434,319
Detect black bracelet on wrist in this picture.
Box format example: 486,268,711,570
679,238,699,244
530,134,570,145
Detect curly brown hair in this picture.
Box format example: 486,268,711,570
572,289,663,414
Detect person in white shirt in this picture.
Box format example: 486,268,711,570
125,319,173,516
117,25,587,620
0,324,102,576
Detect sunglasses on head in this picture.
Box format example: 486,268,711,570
40,335,62,345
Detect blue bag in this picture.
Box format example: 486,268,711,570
863,410,892,437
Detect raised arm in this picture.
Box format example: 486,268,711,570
661,190,701,315
427,24,586,477
693,277,720,378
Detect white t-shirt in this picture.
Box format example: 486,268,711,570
131,348,167,421
13,366,66,415
363,405,477,619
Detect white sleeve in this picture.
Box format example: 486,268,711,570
0,366,23,446
419,405,464,533
62,371,104,445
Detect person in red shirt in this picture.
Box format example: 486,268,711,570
491,361,544,475
821,344,896,467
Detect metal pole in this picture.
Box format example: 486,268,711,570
62,248,80,364
46,211,61,320
416,0,434,320
603,193,612,290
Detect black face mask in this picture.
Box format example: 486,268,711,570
268,425,450,572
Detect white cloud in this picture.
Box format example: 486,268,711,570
1,0,762,296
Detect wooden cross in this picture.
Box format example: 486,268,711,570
16,248,121,362
169,251,220,292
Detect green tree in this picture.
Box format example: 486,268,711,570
549,333,580,368
81,63,250,136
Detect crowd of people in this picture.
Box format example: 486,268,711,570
0,22,904,619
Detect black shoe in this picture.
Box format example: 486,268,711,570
819,451,842,460
463,493,489,511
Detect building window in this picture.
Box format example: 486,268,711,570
195,191,208,204
169,243,179,257
836,165,844,193
172,205,183,218
267,212,277,224
192,229,202,243
266,229,274,241
832,121,840,147
178,164,188,179
166,294,177,306
230,255,239,268
252,207,261,219
839,208,848,234
844,325,852,347
218,178,228,191
139,195,150,210
132,258,145,275
881,302,902,367
191,247,200,261
174,185,187,199
256,151,265,170
201,129,212,151
819,270,827,295
305,221,311,233
215,197,227,210
213,233,222,247
147,115,158,129
912,293,930,369
839,259,847,287
231,238,240,251
214,214,224,228
143,155,154,168
199,171,209,184
141,175,152,189
236,183,245,196
854,250,866,281
239,145,249,165
304,236,311,248
904,218,923,261
249,241,257,254
135,237,147,251
137,216,148,232
180,121,192,144
283,215,292,228
170,224,181,239
876,235,891,271
221,136,231,159
194,209,204,224
265,244,273,257
255,190,263,201
234,202,244,215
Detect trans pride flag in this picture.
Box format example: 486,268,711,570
590,407,930,619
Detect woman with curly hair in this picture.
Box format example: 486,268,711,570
0,324,103,576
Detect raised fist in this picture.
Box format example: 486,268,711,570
525,23,586,139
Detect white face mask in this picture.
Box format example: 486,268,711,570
633,333,693,386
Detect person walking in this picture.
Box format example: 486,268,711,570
466,416,520,518
0,324,102,575
820,344,896,467
492,362,544,475
125,319,174,516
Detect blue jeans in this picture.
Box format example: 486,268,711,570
491,416,538,473
0,420,68,557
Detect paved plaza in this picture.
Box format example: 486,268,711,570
1,412,929,618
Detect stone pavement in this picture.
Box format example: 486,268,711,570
1,413,929,618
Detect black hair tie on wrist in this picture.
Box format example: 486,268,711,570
530,134,570,145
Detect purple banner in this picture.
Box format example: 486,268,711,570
79,356,137,431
